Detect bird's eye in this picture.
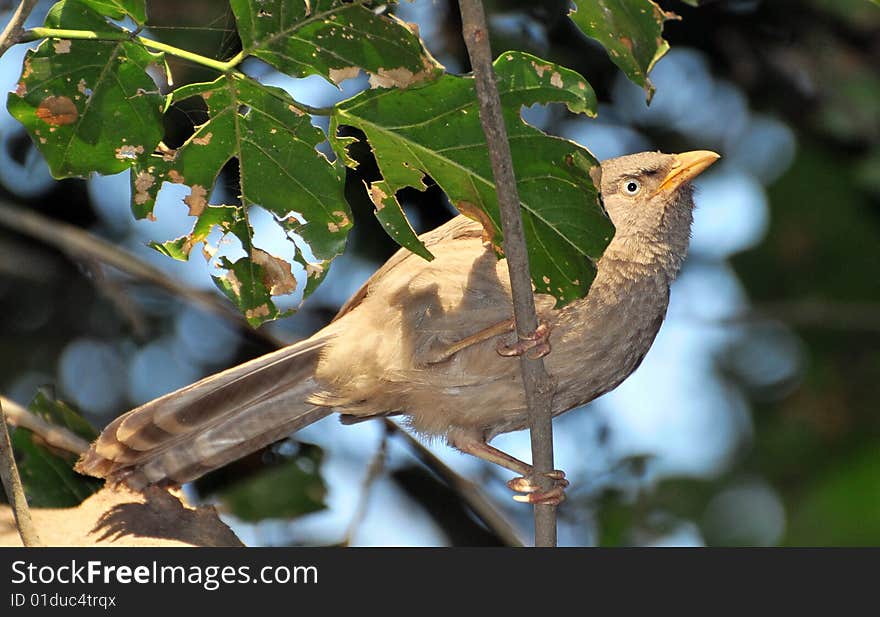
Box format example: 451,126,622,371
622,179,641,196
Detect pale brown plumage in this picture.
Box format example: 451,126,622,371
76,150,719,492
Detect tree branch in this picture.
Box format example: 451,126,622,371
0,395,89,455
458,0,558,547
0,398,42,546
390,424,525,547
0,0,38,57
0,199,279,348
341,426,388,546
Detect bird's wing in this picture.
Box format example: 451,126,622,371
319,215,556,398
333,215,485,320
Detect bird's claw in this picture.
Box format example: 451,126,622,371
496,323,551,359
507,469,569,506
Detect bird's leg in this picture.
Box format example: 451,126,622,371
450,436,568,506
496,322,551,360
424,319,515,364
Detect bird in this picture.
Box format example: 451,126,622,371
76,149,720,504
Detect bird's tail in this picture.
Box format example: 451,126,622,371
76,336,333,489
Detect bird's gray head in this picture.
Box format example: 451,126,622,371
597,150,719,273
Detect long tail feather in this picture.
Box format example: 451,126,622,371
76,336,333,489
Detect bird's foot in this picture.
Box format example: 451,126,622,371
507,469,569,506
496,322,551,359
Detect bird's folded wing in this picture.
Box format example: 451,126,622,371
334,215,485,320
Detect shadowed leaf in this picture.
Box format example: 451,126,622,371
215,443,326,522
332,51,612,305
77,0,147,23
568,0,675,102
8,391,101,508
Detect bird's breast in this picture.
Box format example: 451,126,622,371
544,264,670,414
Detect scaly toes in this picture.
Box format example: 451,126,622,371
507,470,569,506
512,485,566,506
496,323,552,358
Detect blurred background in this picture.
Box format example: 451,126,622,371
0,0,878,546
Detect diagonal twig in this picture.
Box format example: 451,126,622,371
0,199,281,348
390,423,525,547
341,425,389,546
0,397,42,546
458,0,559,546
0,395,89,455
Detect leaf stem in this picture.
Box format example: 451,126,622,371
26,26,243,73
20,29,335,115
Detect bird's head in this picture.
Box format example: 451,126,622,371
598,150,719,244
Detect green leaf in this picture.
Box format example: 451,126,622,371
135,74,349,326
8,391,101,508
786,444,880,545
215,443,326,522
231,0,441,86
332,51,613,305
569,0,676,102
5,0,164,177
150,205,239,260
76,0,148,23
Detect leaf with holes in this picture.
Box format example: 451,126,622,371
569,0,676,102
134,74,349,326
231,0,441,87
5,0,164,177
332,51,613,305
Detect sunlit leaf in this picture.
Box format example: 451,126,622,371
5,0,164,177
569,0,675,102
8,391,101,508
332,51,613,305
135,74,349,326
231,0,441,87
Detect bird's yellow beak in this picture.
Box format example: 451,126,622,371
655,150,720,195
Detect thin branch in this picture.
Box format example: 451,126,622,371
390,423,525,547
458,0,558,546
0,200,521,543
0,398,42,546
0,199,281,348
718,300,880,333
0,396,89,455
0,0,38,57
341,426,389,546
